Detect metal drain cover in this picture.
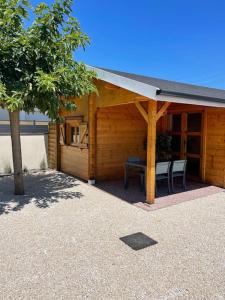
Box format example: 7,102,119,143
120,232,157,250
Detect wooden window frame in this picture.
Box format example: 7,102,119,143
59,124,66,145
62,116,88,149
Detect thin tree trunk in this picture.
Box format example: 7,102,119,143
9,110,24,195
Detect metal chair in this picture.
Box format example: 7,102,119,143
171,160,187,193
155,161,171,196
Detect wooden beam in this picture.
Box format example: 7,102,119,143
156,102,171,122
104,83,121,90
134,96,149,101
146,100,157,204
88,93,97,181
134,101,148,123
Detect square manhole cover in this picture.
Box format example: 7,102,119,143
120,232,157,250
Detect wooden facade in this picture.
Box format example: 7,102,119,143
96,104,147,181
48,79,225,204
48,123,58,169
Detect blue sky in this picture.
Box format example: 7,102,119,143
31,0,225,89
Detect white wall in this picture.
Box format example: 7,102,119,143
0,134,48,173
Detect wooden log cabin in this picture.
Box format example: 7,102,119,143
48,66,225,204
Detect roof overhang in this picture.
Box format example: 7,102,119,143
87,66,158,100
87,66,225,108
156,91,225,108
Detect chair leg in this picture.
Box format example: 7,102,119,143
171,176,174,193
143,174,146,195
168,176,171,194
183,174,186,191
155,180,158,197
140,174,143,192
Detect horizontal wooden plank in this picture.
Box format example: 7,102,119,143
96,104,147,180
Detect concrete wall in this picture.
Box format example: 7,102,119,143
0,134,48,173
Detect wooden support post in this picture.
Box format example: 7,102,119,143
156,102,171,122
146,100,157,204
134,101,148,123
88,93,97,183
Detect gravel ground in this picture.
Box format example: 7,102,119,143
0,171,225,299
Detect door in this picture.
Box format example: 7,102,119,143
169,111,203,180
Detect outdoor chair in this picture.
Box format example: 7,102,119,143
171,160,187,192
155,161,171,196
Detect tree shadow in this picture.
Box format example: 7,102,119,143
0,171,83,215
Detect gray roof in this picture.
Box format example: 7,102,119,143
98,67,225,104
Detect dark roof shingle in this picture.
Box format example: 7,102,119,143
99,67,225,103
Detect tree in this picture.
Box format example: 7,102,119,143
0,0,96,194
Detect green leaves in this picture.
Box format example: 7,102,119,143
34,70,57,93
0,81,24,111
0,0,96,120
34,3,48,14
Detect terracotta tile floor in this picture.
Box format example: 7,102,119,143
96,178,224,211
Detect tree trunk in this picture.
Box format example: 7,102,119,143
9,110,24,195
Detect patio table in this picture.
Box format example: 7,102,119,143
124,160,146,189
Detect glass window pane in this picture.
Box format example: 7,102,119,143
171,154,180,160
71,127,76,144
171,135,181,152
187,113,202,132
172,114,181,132
186,157,200,177
187,136,201,154
77,127,80,143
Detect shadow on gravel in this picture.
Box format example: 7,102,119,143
0,172,83,215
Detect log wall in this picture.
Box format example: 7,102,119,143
48,123,57,169
60,146,89,180
205,108,225,187
96,103,147,181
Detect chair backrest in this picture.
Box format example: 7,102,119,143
171,160,187,173
127,156,141,163
156,161,171,175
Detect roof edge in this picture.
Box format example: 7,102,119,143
157,89,225,104
87,65,158,100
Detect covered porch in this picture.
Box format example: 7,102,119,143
87,67,225,205
91,99,211,205
95,179,223,211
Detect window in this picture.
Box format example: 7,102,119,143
187,113,202,132
172,114,181,132
59,117,88,148
171,135,181,153
70,126,80,145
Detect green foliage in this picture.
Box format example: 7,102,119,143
156,133,172,161
143,133,172,161
0,0,96,120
